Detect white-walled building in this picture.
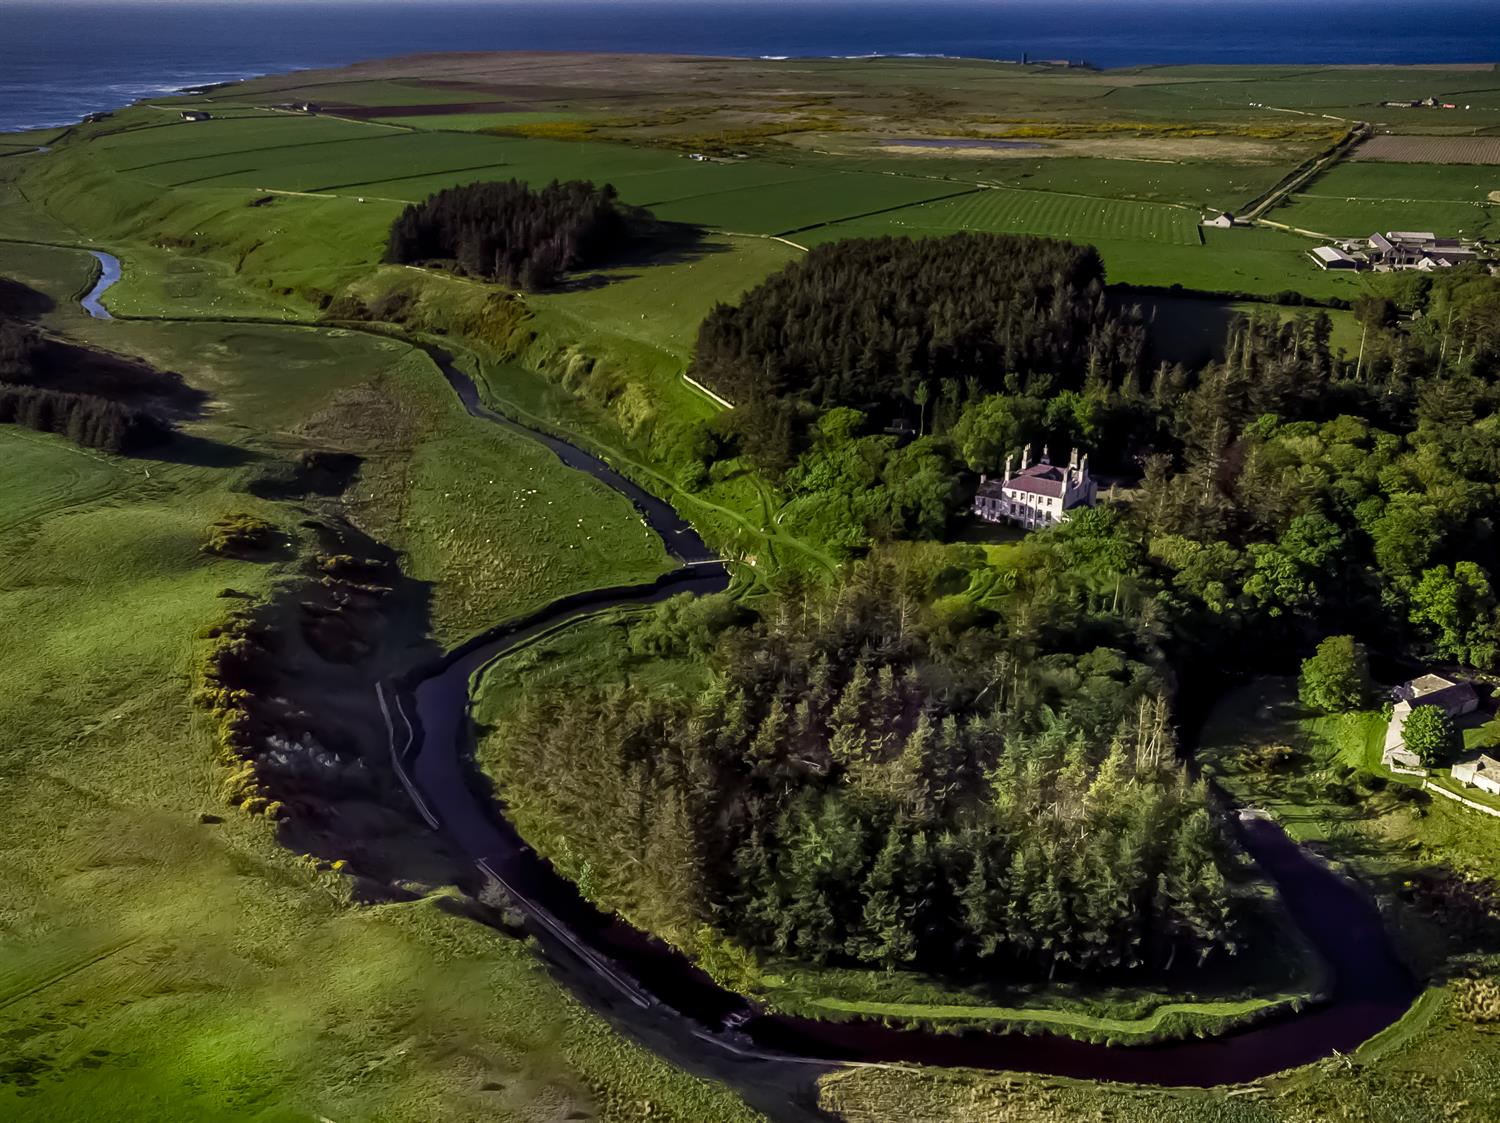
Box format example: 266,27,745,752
1453,754,1500,796
972,445,1097,530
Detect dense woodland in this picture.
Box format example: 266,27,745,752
386,179,643,290
0,314,172,452
494,244,1500,988
497,540,1240,980
690,234,1147,468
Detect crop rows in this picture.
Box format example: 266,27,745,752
1353,135,1500,165
879,187,1202,245
649,172,969,236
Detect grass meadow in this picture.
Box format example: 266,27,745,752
1270,160,1500,240
0,240,743,1120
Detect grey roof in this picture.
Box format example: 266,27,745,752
975,479,1007,500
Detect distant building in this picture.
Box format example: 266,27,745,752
180,110,212,122
1203,212,1236,229
1453,753,1500,796
972,445,1096,530
1383,673,1480,770
1309,231,1481,274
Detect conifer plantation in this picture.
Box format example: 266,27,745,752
493,542,1240,981
0,315,172,452
385,178,643,290
689,234,1147,466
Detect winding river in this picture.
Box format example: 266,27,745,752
70,251,1419,1094
81,249,119,319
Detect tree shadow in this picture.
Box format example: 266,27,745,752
559,223,732,292
0,276,55,318
144,432,256,469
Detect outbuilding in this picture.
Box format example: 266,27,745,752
1310,245,1359,270
180,110,212,122
1453,753,1500,796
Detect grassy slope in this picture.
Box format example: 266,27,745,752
0,236,751,1119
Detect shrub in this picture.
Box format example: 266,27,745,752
203,513,280,557
1403,703,1456,766
1454,977,1500,1023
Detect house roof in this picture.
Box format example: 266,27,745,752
1369,233,1395,252
1395,673,1479,714
1312,246,1356,264
1004,463,1068,498
1388,231,1438,245
1455,753,1500,778
975,478,1007,499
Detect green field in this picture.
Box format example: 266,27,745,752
1270,160,1500,239
831,184,1204,245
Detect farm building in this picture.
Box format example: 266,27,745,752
1309,231,1481,274
179,110,212,122
1383,673,1480,770
1202,212,1236,229
1453,754,1500,796
973,445,1096,531
1310,245,1360,270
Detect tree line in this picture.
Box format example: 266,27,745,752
386,178,642,291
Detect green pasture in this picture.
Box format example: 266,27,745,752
374,110,609,131
970,156,1290,212
223,78,477,108
1269,160,1500,239
0,236,746,1118
1305,161,1500,202
529,233,802,359
845,184,1203,245
1274,195,1498,240
649,172,973,235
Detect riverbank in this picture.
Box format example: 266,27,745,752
0,236,770,1121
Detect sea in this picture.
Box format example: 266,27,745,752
3,0,1499,133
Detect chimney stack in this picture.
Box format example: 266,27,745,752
1003,454,1013,484
1021,443,1031,471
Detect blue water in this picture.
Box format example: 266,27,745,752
3,0,1497,133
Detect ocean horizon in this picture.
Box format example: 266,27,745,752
3,0,1498,133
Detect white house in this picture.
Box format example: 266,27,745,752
1453,753,1500,796
972,445,1096,530
1382,673,1480,770
1203,212,1236,228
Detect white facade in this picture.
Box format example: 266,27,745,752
972,445,1096,530
1453,754,1500,796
